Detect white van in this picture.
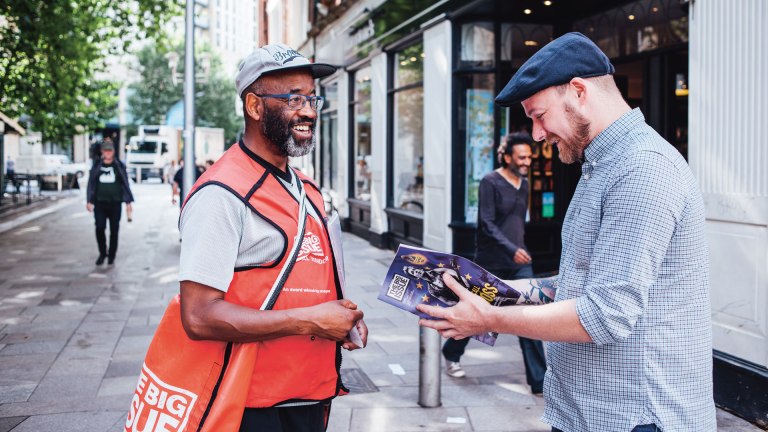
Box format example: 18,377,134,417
15,154,89,177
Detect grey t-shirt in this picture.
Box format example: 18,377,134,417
178,170,320,292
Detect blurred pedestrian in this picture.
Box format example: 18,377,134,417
176,44,368,431
5,155,15,190
418,32,715,432
86,138,134,265
163,159,176,185
442,132,545,396
171,159,202,207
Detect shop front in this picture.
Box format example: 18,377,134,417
306,0,689,270
303,0,766,424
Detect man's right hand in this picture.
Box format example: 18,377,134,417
302,300,364,342
86,203,94,213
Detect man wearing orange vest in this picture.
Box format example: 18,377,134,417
178,44,368,431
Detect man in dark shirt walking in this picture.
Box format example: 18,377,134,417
171,159,203,207
86,138,134,265
442,132,545,395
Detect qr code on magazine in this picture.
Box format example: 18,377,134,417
386,274,410,301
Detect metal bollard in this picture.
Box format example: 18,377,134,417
418,326,442,407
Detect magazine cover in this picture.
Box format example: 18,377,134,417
378,244,525,346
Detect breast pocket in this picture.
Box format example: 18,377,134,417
569,205,601,270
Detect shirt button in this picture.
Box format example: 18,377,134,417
584,174,590,180
310,336,316,341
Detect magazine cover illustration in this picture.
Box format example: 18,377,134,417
378,244,525,346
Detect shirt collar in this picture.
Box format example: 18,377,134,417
238,139,293,183
584,108,645,165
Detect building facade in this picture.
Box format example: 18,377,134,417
208,0,261,76
288,0,767,425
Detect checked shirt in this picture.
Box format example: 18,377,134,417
542,109,716,432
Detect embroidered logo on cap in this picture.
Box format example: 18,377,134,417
272,48,304,64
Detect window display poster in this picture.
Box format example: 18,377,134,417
465,88,495,223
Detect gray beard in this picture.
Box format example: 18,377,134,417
283,134,316,157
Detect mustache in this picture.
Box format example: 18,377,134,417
290,117,316,129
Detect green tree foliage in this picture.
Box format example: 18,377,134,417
0,0,179,146
127,41,183,126
128,40,241,145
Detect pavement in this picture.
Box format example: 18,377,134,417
0,182,762,432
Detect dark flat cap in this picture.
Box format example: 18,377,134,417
495,32,614,106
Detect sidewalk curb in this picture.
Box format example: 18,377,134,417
0,195,80,234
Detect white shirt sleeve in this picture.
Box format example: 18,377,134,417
178,185,244,291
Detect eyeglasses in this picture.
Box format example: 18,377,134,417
255,93,325,111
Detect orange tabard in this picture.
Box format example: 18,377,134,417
124,143,347,432
186,142,346,408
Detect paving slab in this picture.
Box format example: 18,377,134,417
0,416,26,432
8,410,124,432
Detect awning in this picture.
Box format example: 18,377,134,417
0,111,26,135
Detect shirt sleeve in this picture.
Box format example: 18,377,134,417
576,151,686,345
178,186,244,291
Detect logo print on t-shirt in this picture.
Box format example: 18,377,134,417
297,231,328,264
99,166,116,183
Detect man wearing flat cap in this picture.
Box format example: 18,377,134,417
418,32,715,432
177,44,368,431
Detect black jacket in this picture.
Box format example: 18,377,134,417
86,159,134,204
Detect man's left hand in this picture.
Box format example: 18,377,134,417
416,273,492,340
342,319,369,351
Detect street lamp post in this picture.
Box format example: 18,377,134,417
183,0,196,198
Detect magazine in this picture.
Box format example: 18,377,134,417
378,244,525,346
327,211,364,347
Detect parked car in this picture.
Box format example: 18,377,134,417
52,155,89,178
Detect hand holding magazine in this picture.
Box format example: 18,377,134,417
327,211,365,348
378,244,530,346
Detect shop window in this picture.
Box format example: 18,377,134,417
573,0,688,59
527,138,557,223
351,66,372,201
320,82,338,189
460,22,494,68
391,41,424,214
394,44,424,87
501,23,553,68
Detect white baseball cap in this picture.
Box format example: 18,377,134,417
235,44,337,97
